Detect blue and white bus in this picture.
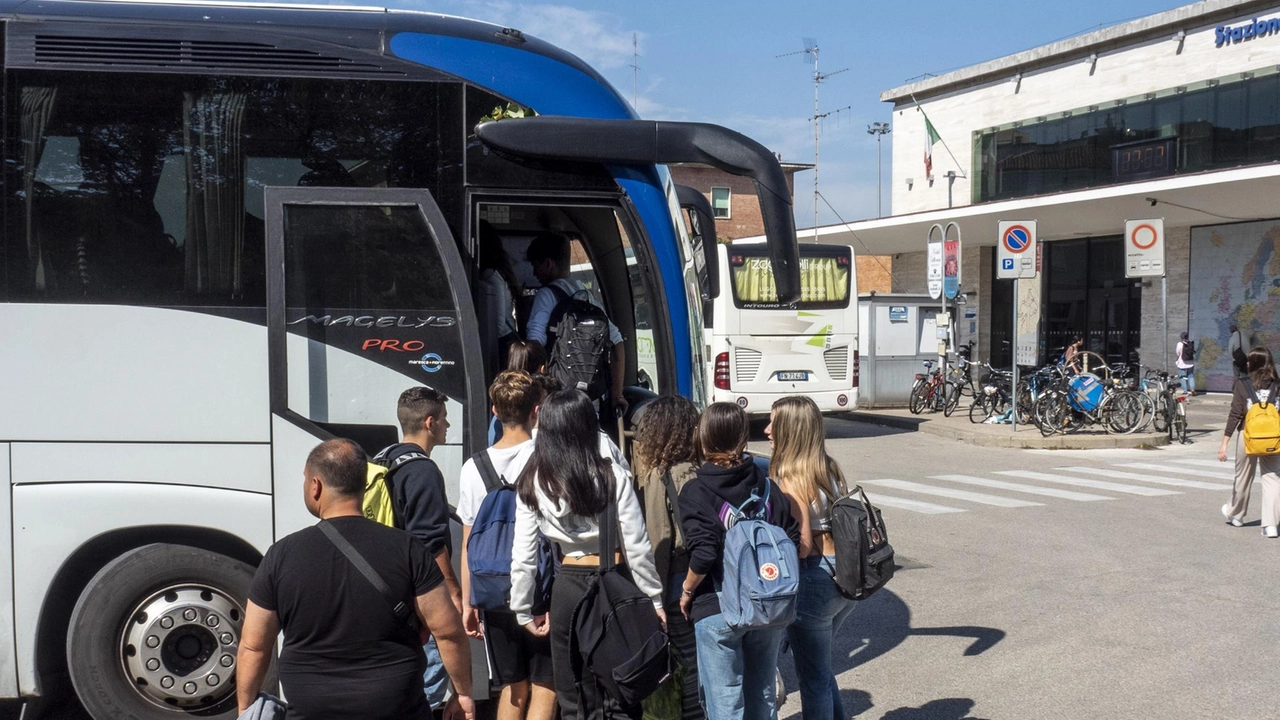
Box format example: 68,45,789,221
0,1,800,716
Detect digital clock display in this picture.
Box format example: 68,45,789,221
1111,138,1177,181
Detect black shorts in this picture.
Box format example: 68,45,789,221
482,610,554,687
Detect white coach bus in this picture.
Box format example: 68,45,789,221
708,243,859,415
0,1,804,717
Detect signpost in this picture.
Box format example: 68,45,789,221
998,220,1039,433
997,220,1037,279
943,223,962,300
926,224,944,300
1125,218,1166,369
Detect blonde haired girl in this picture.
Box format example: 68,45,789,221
765,395,855,720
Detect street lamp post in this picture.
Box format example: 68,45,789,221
867,121,891,217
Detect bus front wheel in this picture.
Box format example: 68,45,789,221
66,543,263,719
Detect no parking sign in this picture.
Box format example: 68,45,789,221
997,220,1037,279
1124,218,1164,278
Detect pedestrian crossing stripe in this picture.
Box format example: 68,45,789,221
1056,466,1231,491
862,491,966,514
1169,458,1235,470
930,474,1112,501
995,470,1180,496
1112,462,1236,483
863,479,1043,508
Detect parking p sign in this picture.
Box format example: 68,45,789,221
997,220,1037,279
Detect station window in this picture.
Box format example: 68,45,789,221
710,187,731,219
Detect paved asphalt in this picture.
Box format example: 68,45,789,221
757,395,1279,720
16,394,1275,719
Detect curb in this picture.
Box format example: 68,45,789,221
846,411,1169,449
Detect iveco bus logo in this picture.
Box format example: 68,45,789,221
287,314,457,328
410,353,456,373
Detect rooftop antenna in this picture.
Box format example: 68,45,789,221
778,38,848,238
630,33,641,110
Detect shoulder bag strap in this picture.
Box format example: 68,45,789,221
1244,377,1262,406
473,450,505,492
660,470,683,545
318,521,417,629
597,481,619,573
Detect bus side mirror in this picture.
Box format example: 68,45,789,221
674,184,720,301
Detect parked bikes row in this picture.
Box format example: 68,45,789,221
908,349,1189,443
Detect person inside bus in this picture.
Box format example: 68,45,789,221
477,220,522,381
236,438,475,720
458,371,557,720
522,232,629,419
491,340,549,445
380,387,464,712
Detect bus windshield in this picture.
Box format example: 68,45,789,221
729,246,851,310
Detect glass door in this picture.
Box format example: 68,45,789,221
264,187,483,536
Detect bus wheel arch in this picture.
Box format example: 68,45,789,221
34,528,264,717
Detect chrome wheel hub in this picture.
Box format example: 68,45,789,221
120,585,243,709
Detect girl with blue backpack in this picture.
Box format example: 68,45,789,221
767,396,856,720
677,403,799,720
510,389,665,720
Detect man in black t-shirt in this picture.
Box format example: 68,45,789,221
236,439,474,720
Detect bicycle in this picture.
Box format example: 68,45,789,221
910,360,953,415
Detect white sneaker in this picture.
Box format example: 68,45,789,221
1264,526,1279,539
1222,504,1244,527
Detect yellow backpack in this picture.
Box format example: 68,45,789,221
1243,380,1280,456
363,448,428,526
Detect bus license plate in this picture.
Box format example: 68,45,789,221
777,371,808,382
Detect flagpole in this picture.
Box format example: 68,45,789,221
911,92,967,179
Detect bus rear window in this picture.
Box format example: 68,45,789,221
729,249,851,309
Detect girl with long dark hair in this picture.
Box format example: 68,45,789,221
677,403,798,720
766,396,854,720
1219,347,1280,537
510,390,665,720
632,396,703,720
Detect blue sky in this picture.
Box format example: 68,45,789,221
366,0,1192,226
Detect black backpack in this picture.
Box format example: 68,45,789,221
1181,340,1195,363
546,284,612,401
569,498,670,710
831,485,895,601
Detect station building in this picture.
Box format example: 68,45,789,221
815,0,1280,391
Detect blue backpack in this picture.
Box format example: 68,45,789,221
466,449,554,614
720,481,799,631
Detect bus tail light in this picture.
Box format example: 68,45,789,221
714,352,731,390
852,350,860,387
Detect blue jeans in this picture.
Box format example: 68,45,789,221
785,556,856,720
694,610,784,720
1179,367,1196,393
423,635,450,709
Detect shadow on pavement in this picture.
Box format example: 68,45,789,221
879,697,989,719
779,590,1005,719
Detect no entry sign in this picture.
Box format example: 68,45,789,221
997,220,1037,279
1124,218,1164,277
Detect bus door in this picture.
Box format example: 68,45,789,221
264,187,484,537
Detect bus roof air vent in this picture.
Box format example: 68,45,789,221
29,35,406,76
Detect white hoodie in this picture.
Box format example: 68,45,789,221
509,460,662,625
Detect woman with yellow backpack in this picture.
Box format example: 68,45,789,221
1218,347,1280,538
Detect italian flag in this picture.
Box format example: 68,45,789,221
924,115,941,180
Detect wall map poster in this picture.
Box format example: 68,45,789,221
1189,220,1280,392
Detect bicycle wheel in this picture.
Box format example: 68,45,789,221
1173,398,1188,444
1151,392,1169,433
943,382,961,417
1035,393,1059,436
1103,392,1143,434
909,381,926,415
969,394,992,424
1131,391,1155,433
